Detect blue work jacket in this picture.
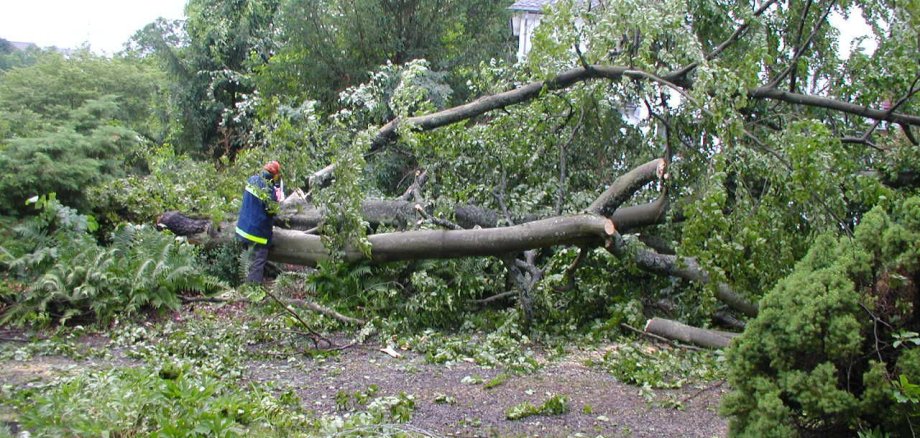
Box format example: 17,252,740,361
235,173,280,245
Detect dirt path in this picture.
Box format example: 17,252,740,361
246,343,727,437
0,335,727,437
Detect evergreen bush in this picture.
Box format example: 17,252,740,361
721,197,920,436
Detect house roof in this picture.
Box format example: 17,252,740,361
508,0,602,13
9,41,36,51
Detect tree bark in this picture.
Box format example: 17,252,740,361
644,317,738,349
588,158,666,216
269,214,616,264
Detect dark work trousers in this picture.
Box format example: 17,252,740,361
242,241,271,283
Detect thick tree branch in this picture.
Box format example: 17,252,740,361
309,62,920,186
267,215,617,265
644,317,738,349
748,87,920,126
588,158,667,216
605,233,759,316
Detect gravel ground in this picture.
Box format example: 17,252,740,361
247,342,728,437
0,329,727,437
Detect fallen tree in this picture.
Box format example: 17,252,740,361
159,0,920,331
160,158,758,317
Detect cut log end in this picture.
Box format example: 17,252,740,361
604,219,616,236
656,159,668,179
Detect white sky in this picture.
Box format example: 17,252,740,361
0,0,187,54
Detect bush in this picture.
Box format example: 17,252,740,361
0,195,225,326
721,197,920,436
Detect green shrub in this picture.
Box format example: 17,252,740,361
721,197,920,436
0,195,225,326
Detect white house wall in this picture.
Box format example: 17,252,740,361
516,13,543,61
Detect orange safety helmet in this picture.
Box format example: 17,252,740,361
263,161,281,176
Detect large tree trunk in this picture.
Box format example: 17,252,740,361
270,215,616,264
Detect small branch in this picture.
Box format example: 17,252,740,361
494,170,513,226
841,136,883,151
767,0,834,90
556,109,585,216
859,73,920,143
284,298,368,326
262,287,332,349
180,296,235,304
900,123,919,145
398,169,430,203
473,290,517,305
554,246,589,292
668,0,781,80
681,381,726,404
787,0,814,91
588,158,666,217
414,204,464,230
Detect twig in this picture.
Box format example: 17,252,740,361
261,287,331,349
668,0,781,79
767,0,835,90
413,204,463,230
681,380,726,404
619,323,704,351
472,290,517,305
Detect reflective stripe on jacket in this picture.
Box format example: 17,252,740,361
235,173,278,244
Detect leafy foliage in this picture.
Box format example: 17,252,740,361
590,343,724,392
7,366,309,437
505,394,569,420
0,195,225,326
2,313,421,437
0,96,146,213
403,316,541,373
263,0,512,107
721,197,920,436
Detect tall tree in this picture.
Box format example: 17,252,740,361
260,0,513,106
129,0,280,158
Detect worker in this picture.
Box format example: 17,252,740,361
236,160,283,283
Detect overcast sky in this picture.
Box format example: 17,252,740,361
1,0,187,54
1,1,875,57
